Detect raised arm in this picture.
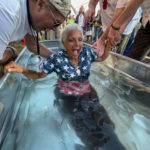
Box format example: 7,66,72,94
85,0,99,21
88,0,99,10
71,4,76,15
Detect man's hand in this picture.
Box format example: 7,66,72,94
107,27,121,47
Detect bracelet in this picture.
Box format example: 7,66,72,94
111,24,120,31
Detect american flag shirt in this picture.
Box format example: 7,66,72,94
43,46,97,95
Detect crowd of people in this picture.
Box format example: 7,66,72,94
35,1,149,64
43,5,102,43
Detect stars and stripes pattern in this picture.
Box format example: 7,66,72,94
58,79,91,95
43,46,97,95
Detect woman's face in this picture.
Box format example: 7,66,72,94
63,30,83,60
79,6,84,14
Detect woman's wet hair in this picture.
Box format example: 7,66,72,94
61,23,83,43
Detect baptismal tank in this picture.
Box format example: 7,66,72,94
0,41,150,150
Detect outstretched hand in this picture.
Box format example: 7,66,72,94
92,36,112,62
92,37,106,57
97,41,112,61
4,61,25,73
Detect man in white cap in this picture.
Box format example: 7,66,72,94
0,0,71,77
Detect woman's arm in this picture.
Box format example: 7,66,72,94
113,0,143,29
4,61,47,79
96,41,112,62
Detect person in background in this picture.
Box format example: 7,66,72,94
0,0,71,78
4,23,125,150
128,20,150,61
49,26,61,40
93,10,102,42
75,6,87,42
86,17,94,42
85,0,141,60
67,15,75,24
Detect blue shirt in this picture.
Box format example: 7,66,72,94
43,46,97,83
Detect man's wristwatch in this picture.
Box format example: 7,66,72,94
111,24,120,31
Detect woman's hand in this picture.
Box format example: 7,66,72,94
4,61,25,73
4,61,47,79
92,35,106,57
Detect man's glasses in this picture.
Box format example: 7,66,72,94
49,9,61,28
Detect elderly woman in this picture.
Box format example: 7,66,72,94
4,24,125,149
5,23,104,95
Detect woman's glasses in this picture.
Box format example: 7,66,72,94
49,9,61,28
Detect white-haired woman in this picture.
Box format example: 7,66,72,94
5,23,125,149
4,23,105,95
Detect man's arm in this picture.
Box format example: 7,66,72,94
103,7,126,38
94,7,126,57
113,0,143,29
88,0,99,9
108,0,144,46
85,0,99,21
71,4,76,15
24,33,53,58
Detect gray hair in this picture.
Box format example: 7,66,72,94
61,23,83,43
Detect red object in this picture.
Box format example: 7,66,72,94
103,0,107,10
58,79,91,95
21,38,25,46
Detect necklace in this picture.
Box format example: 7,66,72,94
76,67,80,75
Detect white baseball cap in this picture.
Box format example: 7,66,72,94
48,0,71,18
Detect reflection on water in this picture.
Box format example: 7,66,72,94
1,62,150,150
90,63,150,150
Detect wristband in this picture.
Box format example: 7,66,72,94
111,24,120,31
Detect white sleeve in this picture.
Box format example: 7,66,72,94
0,7,16,59
116,0,130,8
